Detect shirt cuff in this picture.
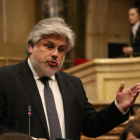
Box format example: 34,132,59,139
115,100,129,115
32,137,37,140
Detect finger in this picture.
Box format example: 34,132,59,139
130,83,140,91
136,92,140,98
135,92,139,98
131,90,140,101
131,92,139,102
132,86,140,93
129,90,140,105
118,81,125,92
133,89,140,95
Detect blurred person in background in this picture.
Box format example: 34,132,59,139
128,108,140,121
123,7,140,56
0,133,33,140
134,108,140,121
119,120,140,140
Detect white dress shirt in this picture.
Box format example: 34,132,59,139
132,21,140,41
28,58,66,139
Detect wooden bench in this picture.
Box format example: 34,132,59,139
81,124,124,140
81,135,119,140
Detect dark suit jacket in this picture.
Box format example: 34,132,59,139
0,59,128,140
131,24,140,53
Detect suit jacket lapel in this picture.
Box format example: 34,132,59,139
56,72,72,138
131,32,134,45
19,59,49,137
134,25,140,44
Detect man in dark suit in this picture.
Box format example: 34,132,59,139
123,7,140,55
0,18,140,140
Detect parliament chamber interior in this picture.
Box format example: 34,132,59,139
1,0,140,140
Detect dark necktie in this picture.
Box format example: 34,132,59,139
40,77,62,140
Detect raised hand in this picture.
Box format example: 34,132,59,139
116,81,140,111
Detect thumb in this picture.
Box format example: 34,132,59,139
118,81,125,92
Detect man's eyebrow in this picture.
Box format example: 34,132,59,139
47,41,54,45
59,45,66,48
47,41,66,47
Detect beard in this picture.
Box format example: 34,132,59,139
30,49,64,77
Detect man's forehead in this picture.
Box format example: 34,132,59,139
40,34,66,46
129,8,137,14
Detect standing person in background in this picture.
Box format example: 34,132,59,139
123,7,140,56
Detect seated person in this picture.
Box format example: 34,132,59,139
0,132,33,140
119,120,140,140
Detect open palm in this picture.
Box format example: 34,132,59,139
116,81,140,111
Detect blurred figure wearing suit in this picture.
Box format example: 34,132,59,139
123,7,140,55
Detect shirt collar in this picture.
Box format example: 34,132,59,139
27,58,55,81
132,21,140,31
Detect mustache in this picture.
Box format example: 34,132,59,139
44,58,59,66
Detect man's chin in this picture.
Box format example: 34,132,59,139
47,65,59,70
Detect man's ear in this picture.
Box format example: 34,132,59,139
29,42,34,54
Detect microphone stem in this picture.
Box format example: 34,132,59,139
29,116,30,136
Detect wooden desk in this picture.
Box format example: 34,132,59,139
65,57,140,103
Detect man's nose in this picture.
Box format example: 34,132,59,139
51,49,58,58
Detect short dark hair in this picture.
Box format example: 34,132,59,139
119,120,140,140
0,132,33,140
130,7,140,15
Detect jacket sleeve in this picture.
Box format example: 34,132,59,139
80,81,129,138
0,70,15,135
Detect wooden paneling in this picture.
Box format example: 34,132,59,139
0,57,25,66
65,57,140,103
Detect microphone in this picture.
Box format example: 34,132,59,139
28,105,32,117
27,105,32,136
